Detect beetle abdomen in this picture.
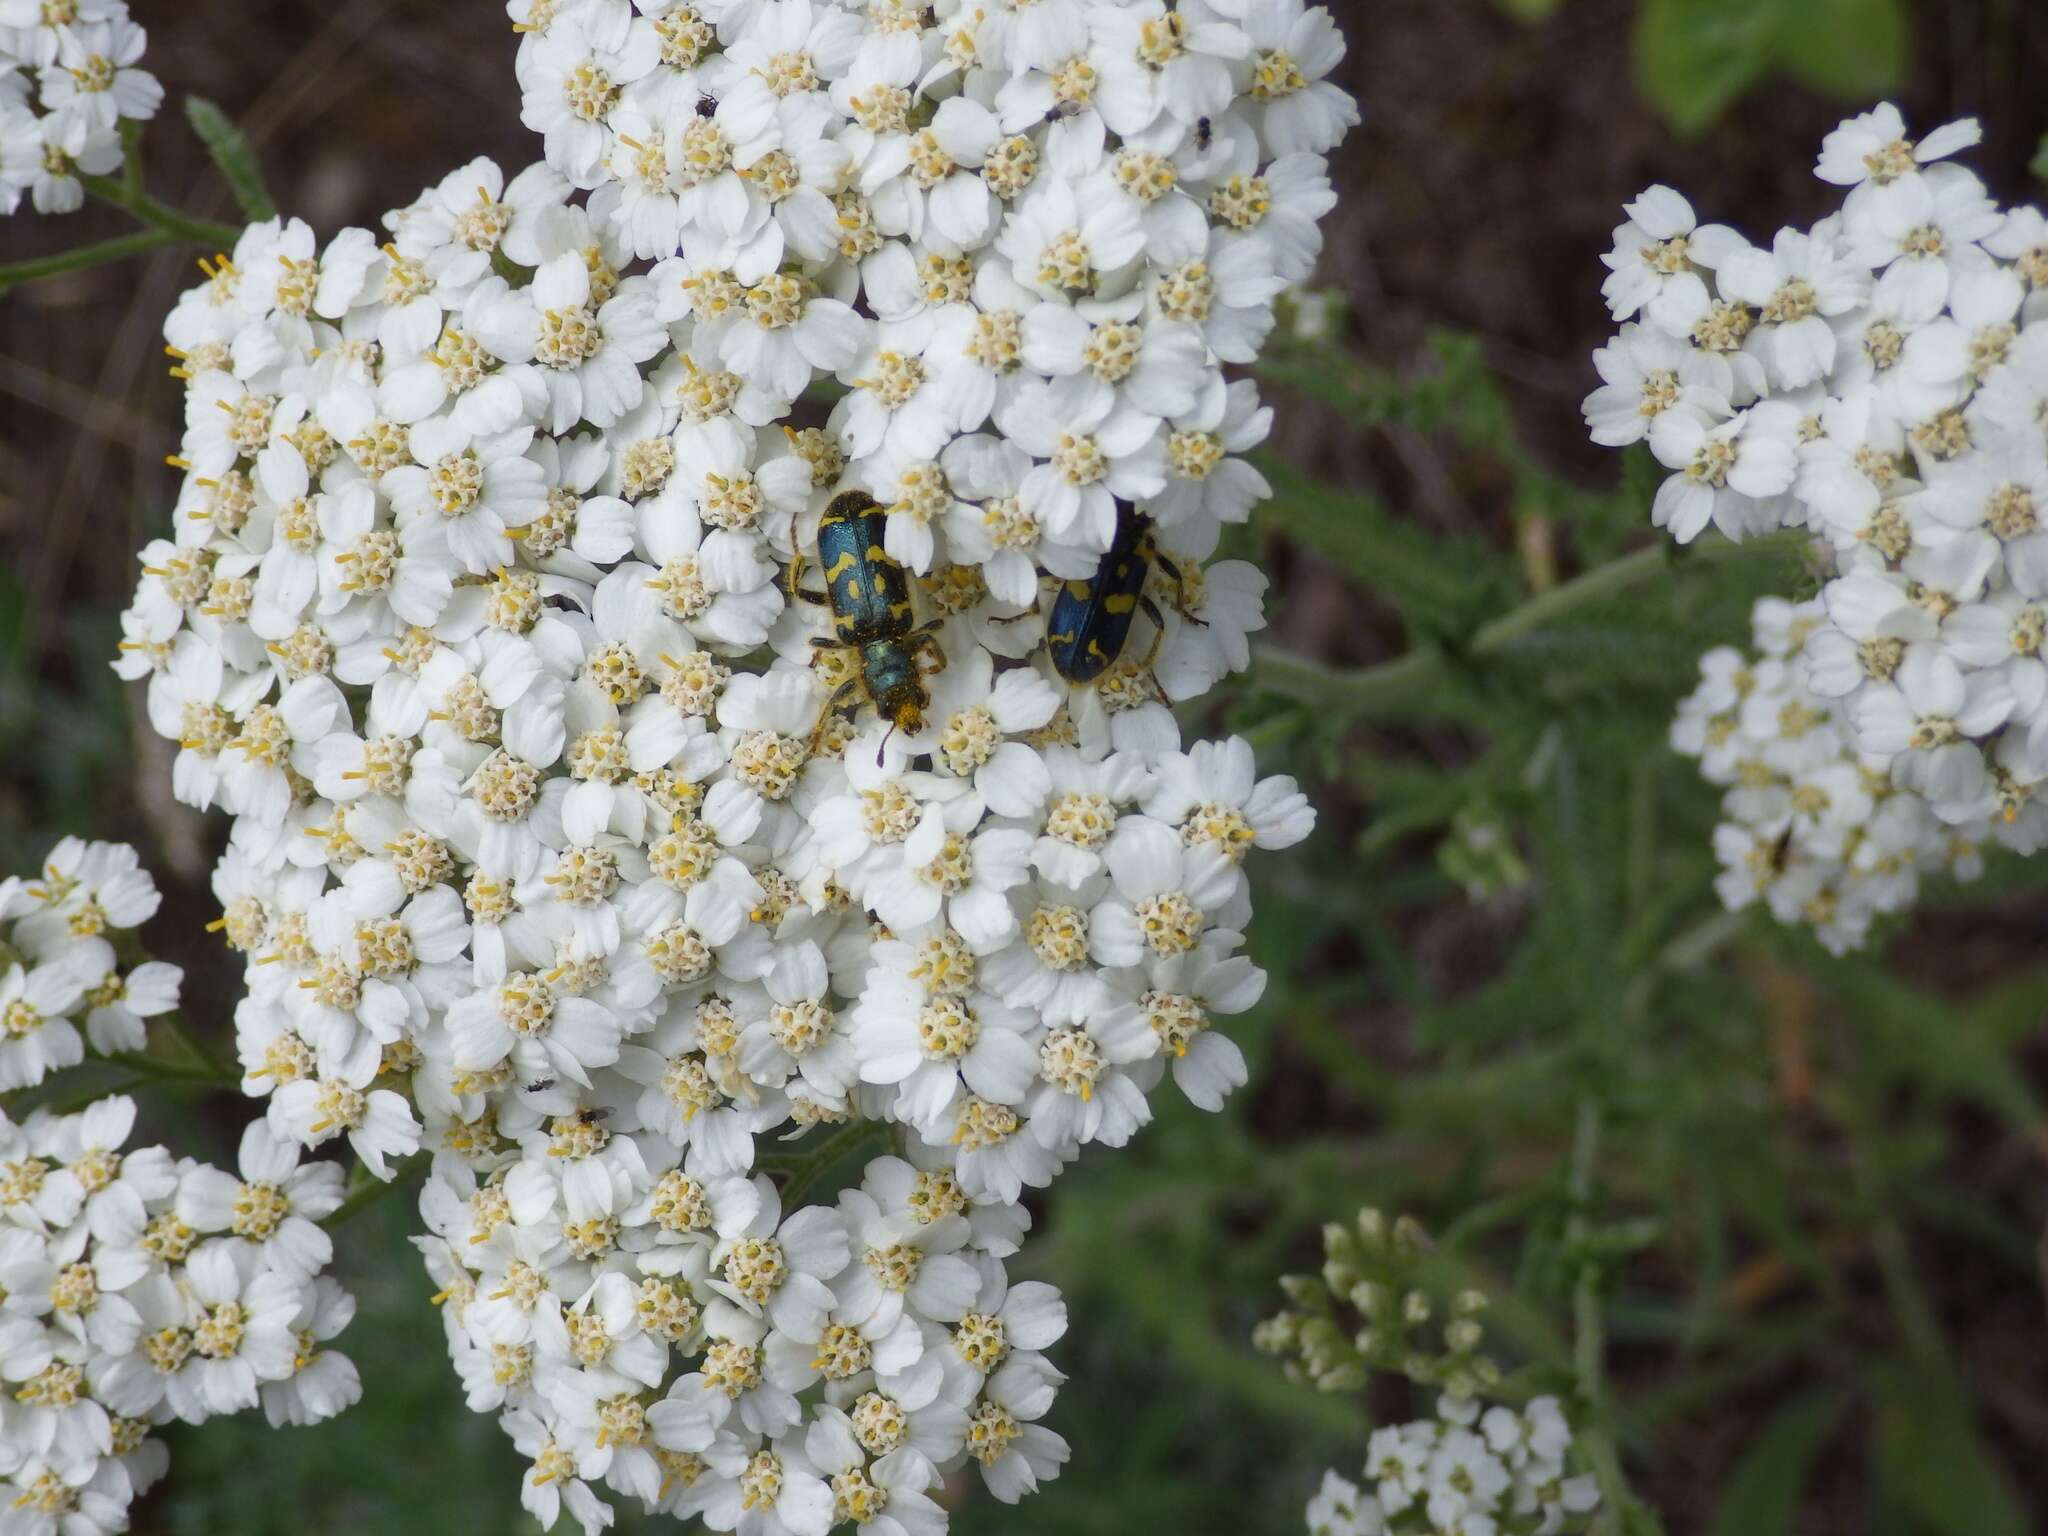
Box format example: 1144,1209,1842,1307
1048,511,1153,684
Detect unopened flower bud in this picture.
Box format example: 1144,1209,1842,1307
1316,1363,1368,1394
1391,1214,1429,1258
1252,1316,1298,1355
1279,1274,1325,1309
1349,1280,1390,1319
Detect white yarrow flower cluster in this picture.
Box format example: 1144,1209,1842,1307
0,841,358,1527
0,840,181,1092
112,0,1349,1525
0,0,161,216
0,1091,358,1532
420,1148,1068,1532
1305,1396,1599,1536
1588,103,2048,946
1671,596,1985,954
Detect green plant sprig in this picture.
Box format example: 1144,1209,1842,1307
0,99,265,297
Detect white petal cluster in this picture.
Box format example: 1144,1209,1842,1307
0,1095,358,1534
1672,596,1986,954
1587,104,2048,944
495,0,1354,579
421,1148,1068,1533
0,0,160,216
112,0,1349,1526
0,841,180,1091
1305,1396,1599,1536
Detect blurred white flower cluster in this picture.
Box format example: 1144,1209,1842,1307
0,841,181,1092
1305,1396,1599,1536
112,0,1349,1528
0,0,160,216
0,841,356,1533
0,1097,359,1530
1587,104,2048,946
1672,596,1986,955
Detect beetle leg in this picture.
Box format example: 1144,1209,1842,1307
784,507,806,600
788,570,834,606
1149,552,1207,626
1140,594,1172,648
909,630,948,677
1133,599,1173,701
990,575,1053,623
1136,609,1169,677
807,679,860,754
785,513,833,607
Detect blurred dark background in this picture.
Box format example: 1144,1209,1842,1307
4,1,2048,1532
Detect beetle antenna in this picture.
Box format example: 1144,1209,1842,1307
876,720,898,767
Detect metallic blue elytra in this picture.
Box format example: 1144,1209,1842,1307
793,491,945,750
1047,508,1157,685
814,491,913,644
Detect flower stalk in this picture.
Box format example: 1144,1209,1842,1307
1254,531,1809,717
79,170,241,249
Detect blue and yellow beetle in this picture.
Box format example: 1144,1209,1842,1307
790,491,946,751
1045,507,1199,687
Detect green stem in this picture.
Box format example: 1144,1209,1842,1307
161,1010,231,1080
35,1072,222,1118
1469,535,1796,652
1567,1100,1605,1389
79,171,242,249
1845,1084,1950,1376
0,229,179,290
1565,1099,1654,1536
1657,909,1746,973
322,1153,428,1231
119,119,145,197
0,1042,241,1117
1864,1197,1949,1375
100,1049,238,1086
1256,531,1808,713
0,167,243,294
1251,644,1448,720
770,1119,895,1212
